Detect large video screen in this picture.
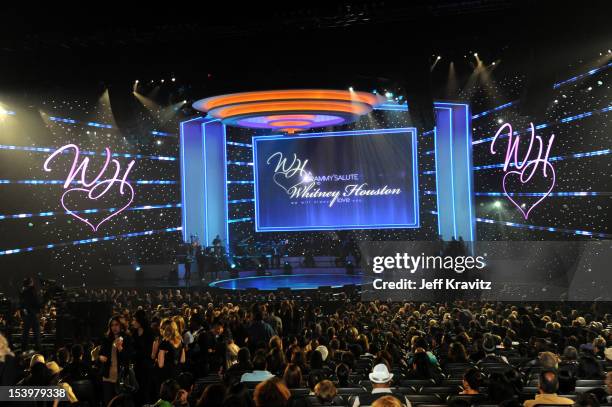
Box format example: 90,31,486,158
253,130,419,231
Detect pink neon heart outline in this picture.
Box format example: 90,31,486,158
502,167,555,219
60,182,134,232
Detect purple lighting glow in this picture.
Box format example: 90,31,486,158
236,114,346,130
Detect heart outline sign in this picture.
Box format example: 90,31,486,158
43,144,136,232
502,164,556,220
60,182,135,232
272,170,312,194
490,122,556,220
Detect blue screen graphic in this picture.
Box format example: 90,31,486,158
253,129,419,231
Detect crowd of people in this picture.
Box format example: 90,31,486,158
0,281,611,407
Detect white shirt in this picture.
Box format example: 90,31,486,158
183,331,194,346
240,370,275,383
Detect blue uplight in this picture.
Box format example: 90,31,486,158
227,217,253,223
0,226,182,256
0,203,181,221
553,61,612,89
475,217,611,238
227,141,253,148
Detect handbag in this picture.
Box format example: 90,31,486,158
116,364,139,395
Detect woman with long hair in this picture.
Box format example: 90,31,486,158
0,333,17,385
447,342,469,364
156,320,186,382
99,315,132,406
253,377,291,407
282,363,303,389
405,351,441,382
266,347,287,376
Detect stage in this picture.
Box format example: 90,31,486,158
209,268,373,291
110,264,372,291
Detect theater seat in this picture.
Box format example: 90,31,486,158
69,379,96,406
291,388,311,397
440,379,463,386
305,395,347,406
399,379,437,387
336,387,365,395
444,363,473,374
575,379,605,387
394,386,418,394
403,394,443,404
447,394,485,403
418,386,460,395
575,386,606,393
243,380,262,389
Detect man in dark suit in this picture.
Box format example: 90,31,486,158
19,277,42,351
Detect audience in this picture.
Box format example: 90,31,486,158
371,395,404,407
312,379,344,405
241,351,275,383
351,363,412,407
253,377,291,407
0,333,17,385
523,369,575,407
1,287,611,407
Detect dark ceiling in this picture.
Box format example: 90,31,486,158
1,1,610,105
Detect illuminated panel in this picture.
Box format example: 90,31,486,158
434,102,476,242
252,128,419,232
196,89,383,110
179,117,228,246
193,89,386,133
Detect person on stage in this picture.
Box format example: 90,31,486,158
271,240,281,269
196,244,205,281
184,243,195,282
212,234,223,257
19,277,42,351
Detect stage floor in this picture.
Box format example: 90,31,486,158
209,268,373,291
110,265,371,290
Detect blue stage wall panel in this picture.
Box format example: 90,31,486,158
179,118,228,246
434,102,476,242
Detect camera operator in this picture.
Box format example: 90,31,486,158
18,277,42,351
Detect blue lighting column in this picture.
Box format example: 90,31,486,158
179,117,228,247
433,102,476,243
